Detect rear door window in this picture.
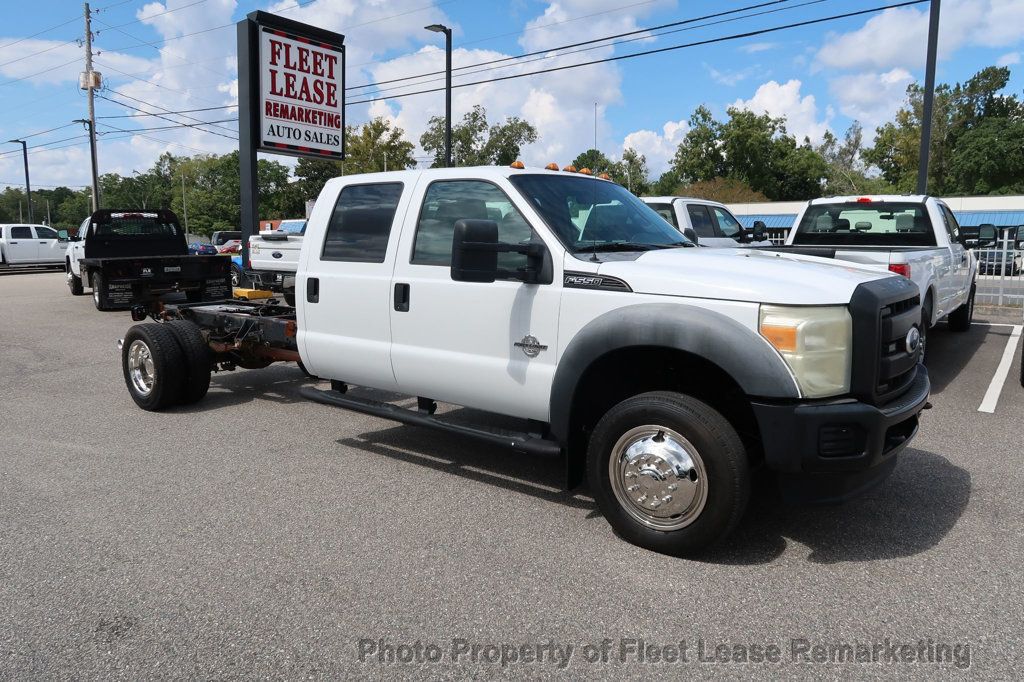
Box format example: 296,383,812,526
686,204,716,238
321,183,403,263
10,226,32,239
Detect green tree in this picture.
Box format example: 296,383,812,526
671,105,724,183
609,148,650,195
571,148,615,173
677,177,768,203
864,65,1024,194
421,105,538,167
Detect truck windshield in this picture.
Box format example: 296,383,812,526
94,213,179,238
792,203,936,247
509,174,692,253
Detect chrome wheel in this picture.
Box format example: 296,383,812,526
608,425,708,531
127,339,156,396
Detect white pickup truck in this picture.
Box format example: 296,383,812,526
777,195,982,355
641,196,772,247
246,219,305,301
0,224,67,266
117,166,930,555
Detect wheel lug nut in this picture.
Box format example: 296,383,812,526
667,484,677,491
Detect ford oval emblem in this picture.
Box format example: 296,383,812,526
272,251,283,259
905,327,921,353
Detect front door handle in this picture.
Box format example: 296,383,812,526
306,277,319,303
394,283,410,312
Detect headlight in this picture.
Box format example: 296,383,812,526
759,304,852,398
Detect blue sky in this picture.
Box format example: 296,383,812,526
1,0,1022,191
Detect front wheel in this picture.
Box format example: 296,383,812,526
587,391,750,556
67,265,83,295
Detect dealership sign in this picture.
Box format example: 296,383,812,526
238,11,345,263
259,26,344,157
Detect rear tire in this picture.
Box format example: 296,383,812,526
283,291,295,306
67,263,83,295
947,283,975,332
587,391,750,556
91,271,109,310
164,320,211,404
122,323,187,410
229,263,247,288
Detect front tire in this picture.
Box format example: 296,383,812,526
947,283,975,332
587,391,750,556
67,263,84,295
122,323,187,410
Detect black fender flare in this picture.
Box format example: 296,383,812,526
548,302,799,442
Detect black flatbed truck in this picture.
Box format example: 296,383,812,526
65,209,232,310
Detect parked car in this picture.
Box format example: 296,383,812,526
188,242,218,255
211,230,241,247
640,196,771,247
216,240,241,254
118,165,929,556
0,224,68,266
977,247,1022,275
65,209,231,310
767,195,984,358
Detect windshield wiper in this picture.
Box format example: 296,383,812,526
646,241,695,249
574,242,662,253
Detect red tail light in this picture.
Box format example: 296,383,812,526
888,263,911,278
856,197,873,203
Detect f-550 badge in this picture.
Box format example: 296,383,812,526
514,335,548,358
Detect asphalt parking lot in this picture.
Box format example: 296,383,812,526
2,271,1022,678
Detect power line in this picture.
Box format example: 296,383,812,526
96,117,237,134
11,122,79,141
0,56,82,87
347,0,797,93
98,91,239,139
97,103,237,119
0,15,80,52
346,0,928,106
353,0,831,101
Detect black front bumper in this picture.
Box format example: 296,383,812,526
751,365,930,501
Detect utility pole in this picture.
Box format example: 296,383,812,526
916,0,941,194
46,200,51,225
83,2,101,211
594,102,597,151
180,170,188,233
7,139,32,222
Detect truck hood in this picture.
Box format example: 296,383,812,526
592,247,895,305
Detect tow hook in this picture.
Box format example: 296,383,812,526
923,401,933,410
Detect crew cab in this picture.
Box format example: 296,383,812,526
118,167,930,555
0,224,67,266
773,196,982,354
65,209,231,311
641,196,771,247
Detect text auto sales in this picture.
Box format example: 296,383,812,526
264,38,341,147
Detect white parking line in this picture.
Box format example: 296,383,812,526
978,324,1023,413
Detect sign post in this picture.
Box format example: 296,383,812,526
237,11,345,272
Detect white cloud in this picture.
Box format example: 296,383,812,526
621,119,689,175
997,51,1021,67
704,63,758,87
829,68,913,132
815,0,1024,72
0,38,153,85
731,79,832,144
741,42,778,54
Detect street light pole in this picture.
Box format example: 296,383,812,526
916,0,941,194
425,24,452,168
7,139,32,222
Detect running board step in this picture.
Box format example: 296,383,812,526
300,387,563,458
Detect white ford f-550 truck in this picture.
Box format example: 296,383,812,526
773,195,983,356
117,166,929,555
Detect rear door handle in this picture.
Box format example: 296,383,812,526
394,283,410,312
306,277,319,303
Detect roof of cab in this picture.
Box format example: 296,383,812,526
641,196,728,207
808,194,931,205
324,164,598,188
